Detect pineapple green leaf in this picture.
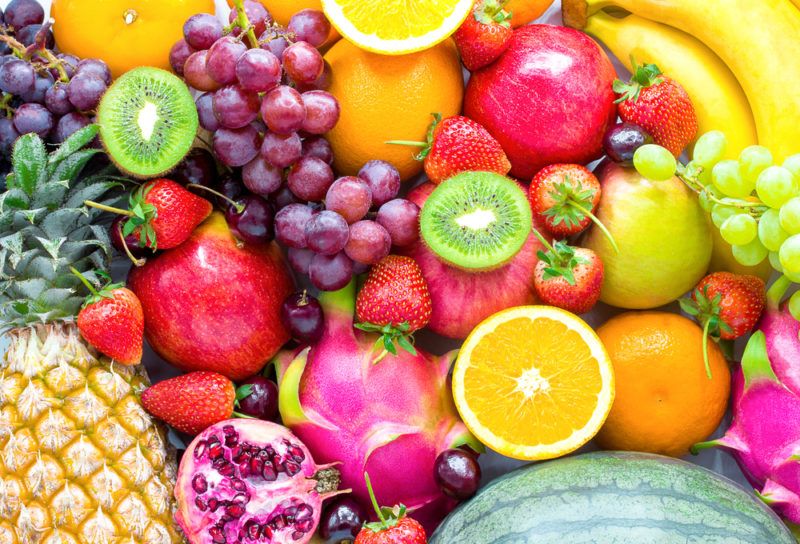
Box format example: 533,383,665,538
0,188,30,212
47,124,100,166
0,231,24,257
11,133,47,197
49,149,102,191
41,208,86,239
31,180,70,210
13,278,48,301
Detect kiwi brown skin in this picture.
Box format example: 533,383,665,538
419,171,533,271
97,67,199,179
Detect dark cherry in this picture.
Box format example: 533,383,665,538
236,375,279,420
225,194,275,245
214,173,247,209
280,291,324,344
433,448,481,501
319,497,367,543
173,148,217,187
110,216,152,259
603,122,654,165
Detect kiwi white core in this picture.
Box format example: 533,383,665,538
137,102,159,142
455,208,497,230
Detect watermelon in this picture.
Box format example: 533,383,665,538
430,452,794,543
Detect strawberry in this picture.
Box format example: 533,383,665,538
74,269,144,366
453,0,512,71
532,232,603,315
614,62,698,157
680,272,766,378
388,114,511,184
355,255,431,358
141,371,236,435
355,473,428,544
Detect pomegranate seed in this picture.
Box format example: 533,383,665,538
208,498,221,512
192,474,208,494
217,461,236,477
194,440,207,458
296,518,314,532
195,497,207,511
284,505,298,520
231,479,247,492
292,530,305,540
288,445,305,462
244,520,260,539
262,463,277,481
296,504,313,520
226,503,246,518
207,440,224,460
209,526,227,543
263,526,274,538
285,461,301,476
232,493,249,504
225,433,239,447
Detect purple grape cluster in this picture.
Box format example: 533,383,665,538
0,0,111,180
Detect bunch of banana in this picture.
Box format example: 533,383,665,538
564,0,800,163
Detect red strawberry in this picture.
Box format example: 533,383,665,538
355,473,428,544
453,0,512,71
141,371,236,435
75,271,144,366
388,114,511,184
680,272,766,377
614,62,698,157
356,255,431,357
532,232,603,315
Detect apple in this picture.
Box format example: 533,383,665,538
464,24,617,180
128,212,294,380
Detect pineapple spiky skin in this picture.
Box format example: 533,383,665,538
0,128,184,543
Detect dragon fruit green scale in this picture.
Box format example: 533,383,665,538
274,280,483,533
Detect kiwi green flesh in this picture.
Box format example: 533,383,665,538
420,171,532,270
98,67,198,179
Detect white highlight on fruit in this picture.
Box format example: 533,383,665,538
455,208,496,230
515,366,551,399
137,102,160,142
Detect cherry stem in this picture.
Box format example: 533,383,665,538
69,266,99,297
702,319,713,380
531,227,556,253
84,200,134,217
567,200,619,253
187,183,245,213
232,411,256,419
231,0,260,49
116,221,146,268
385,140,428,148
364,472,387,525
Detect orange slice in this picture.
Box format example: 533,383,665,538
452,306,615,460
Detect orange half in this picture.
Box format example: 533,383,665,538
452,306,615,460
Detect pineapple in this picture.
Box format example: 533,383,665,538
0,127,184,543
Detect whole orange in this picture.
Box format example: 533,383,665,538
324,39,464,182
506,0,555,27
51,0,214,78
595,311,730,457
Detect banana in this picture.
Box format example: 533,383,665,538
564,0,800,161
584,11,757,157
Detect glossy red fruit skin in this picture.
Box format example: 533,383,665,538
528,164,601,238
128,213,294,380
355,517,427,544
142,179,213,250
692,272,766,340
464,25,617,180
77,287,144,365
533,248,604,315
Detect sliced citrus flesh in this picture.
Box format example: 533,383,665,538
321,0,473,55
453,306,615,460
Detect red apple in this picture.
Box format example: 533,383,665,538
465,24,617,180
402,182,541,339
128,212,294,380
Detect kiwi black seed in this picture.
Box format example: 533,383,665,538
419,171,532,270
97,67,198,179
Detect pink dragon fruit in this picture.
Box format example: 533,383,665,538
274,280,482,533
175,419,342,544
693,276,800,525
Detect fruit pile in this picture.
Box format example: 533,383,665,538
4,0,800,543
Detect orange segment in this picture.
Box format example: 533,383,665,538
453,306,614,460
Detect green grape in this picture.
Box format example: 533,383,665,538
740,145,773,185
780,197,800,234
784,269,800,283
783,154,800,179
756,166,798,208
721,214,758,246
693,130,727,168
712,160,752,198
779,233,800,275
732,238,768,266
759,208,790,251
790,291,800,321
633,144,677,181
711,200,744,228
769,250,784,272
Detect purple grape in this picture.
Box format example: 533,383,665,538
344,220,391,265
305,210,349,256
16,24,54,49
0,59,35,95
242,156,282,196
183,13,223,50
75,59,112,86
295,60,332,93
259,27,292,58
376,199,420,247
52,112,92,143
261,85,306,135
288,9,331,48
207,37,248,86
287,247,314,275
45,83,74,115
169,40,196,77
110,216,152,259
326,177,372,224
434,449,481,500
281,291,325,344
183,50,221,92
52,53,79,80
13,103,53,138
4,0,44,30
275,203,315,248
212,85,260,129
603,122,654,165
302,136,333,164
195,93,219,131
172,148,216,187
0,117,20,155
358,160,401,206
67,74,107,111
283,41,324,85
229,0,272,36
226,194,275,244
300,91,339,135
236,376,279,420
319,497,367,543
235,48,281,93
21,72,53,105
213,174,246,207
309,252,353,292
287,156,333,201
271,184,301,209
213,125,261,167
261,131,302,169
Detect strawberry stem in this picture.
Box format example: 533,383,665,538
531,228,556,253
69,266,99,297
701,318,713,379
566,200,619,253
84,200,135,217
364,472,387,525
188,183,245,213
115,221,146,268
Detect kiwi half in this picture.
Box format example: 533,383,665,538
97,67,198,178
420,171,532,270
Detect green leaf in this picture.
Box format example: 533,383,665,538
40,208,86,239
0,188,31,212
48,124,100,165
12,278,48,300
66,180,119,209
49,149,102,188
35,237,66,261
31,180,70,210
396,335,417,356
12,133,47,196
235,384,254,402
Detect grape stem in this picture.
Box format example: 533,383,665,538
0,93,14,118
187,183,245,214
0,28,70,83
231,0,260,49
677,165,768,217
